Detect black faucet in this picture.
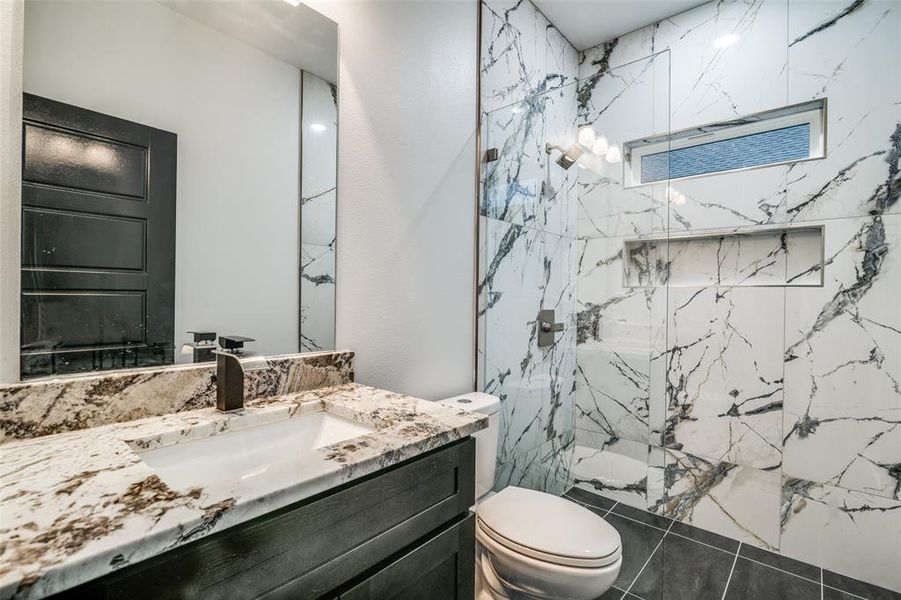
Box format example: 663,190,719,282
216,335,256,412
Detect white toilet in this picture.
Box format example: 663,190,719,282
440,393,622,600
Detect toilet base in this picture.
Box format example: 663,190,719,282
475,540,621,600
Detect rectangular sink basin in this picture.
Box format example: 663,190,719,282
134,411,375,493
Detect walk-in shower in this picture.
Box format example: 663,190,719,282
479,0,900,596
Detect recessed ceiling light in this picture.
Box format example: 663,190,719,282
712,33,740,49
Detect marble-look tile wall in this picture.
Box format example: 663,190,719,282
300,71,337,352
0,351,354,443
569,0,900,591
479,0,579,494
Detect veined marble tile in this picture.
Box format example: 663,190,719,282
655,448,782,550
0,351,354,443
783,214,901,500
544,16,579,90
576,237,663,443
480,0,576,114
481,0,547,113
665,166,788,234
483,94,546,229
483,218,545,479
656,0,789,132
542,81,579,237
786,0,900,221
570,431,650,511
300,243,336,352
537,232,577,494
576,53,670,238
781,477,901,593
495,444,543,492
665,286,784,470
577,25,657,83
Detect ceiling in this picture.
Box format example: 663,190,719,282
532,0,708,50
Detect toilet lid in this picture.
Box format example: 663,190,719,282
476,487,622,568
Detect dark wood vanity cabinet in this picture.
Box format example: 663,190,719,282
55,438,475,600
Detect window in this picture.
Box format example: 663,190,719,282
623,99,826,187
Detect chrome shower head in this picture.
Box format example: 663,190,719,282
546,142,584,170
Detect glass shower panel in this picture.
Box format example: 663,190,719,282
480,49,672,598
481,92,553,493
480,79,580,496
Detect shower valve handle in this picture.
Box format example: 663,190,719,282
538,309,564,347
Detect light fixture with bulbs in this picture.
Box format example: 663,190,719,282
592,136,609,155
605,146,622,164
578,126,596,148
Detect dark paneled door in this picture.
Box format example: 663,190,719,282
21,94,177,378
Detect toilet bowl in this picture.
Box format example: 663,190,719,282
475,486,622,599
439,395,622,600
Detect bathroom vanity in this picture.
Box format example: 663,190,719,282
0,382,486,599
59,440,476,600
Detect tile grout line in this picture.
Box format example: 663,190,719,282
720,541,742,600
606,507,672,533
665,528,738,556
564,491,891,600
821,584,877,600
622,519,675,598
738,554,824,586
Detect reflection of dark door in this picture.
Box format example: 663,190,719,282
21,94,176,378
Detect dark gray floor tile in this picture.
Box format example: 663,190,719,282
610,502,672,530
823,571,901,600
668,520,740,553
594,586,626,600
739,544,820,581
565,487,618,512
824,589,865,600
630,532,735,600
725,557,822,600
605,513,666,591
593,589,643,600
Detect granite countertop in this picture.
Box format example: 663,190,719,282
0,383,487,599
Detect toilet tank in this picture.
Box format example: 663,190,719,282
439,392,500,501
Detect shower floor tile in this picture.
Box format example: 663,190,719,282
567,487,900,600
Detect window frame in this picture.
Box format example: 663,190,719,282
622,99,827,188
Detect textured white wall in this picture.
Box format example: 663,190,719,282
0,1,23,383
310,1,479,399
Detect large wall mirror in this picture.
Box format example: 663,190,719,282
15,0,338,380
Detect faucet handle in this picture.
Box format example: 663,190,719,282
219,335,255,353
188,331,216,344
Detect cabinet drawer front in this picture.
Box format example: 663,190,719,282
338,513,475,600
54,438,475,600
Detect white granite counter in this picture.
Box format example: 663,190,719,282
0,384,486,599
